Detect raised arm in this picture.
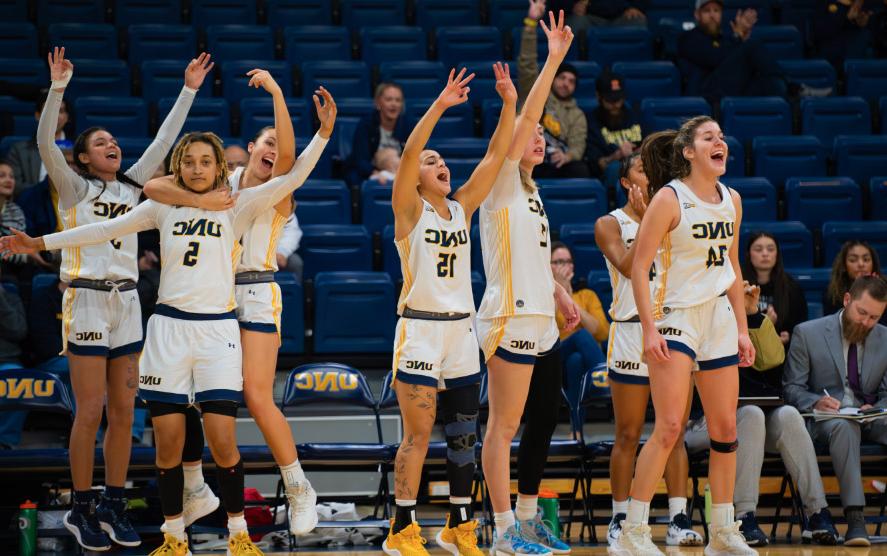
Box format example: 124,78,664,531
517,0,546,106
507,10,574,161
726,188,755,366
594,185,647,277
453,63,516,219
245,69,295,178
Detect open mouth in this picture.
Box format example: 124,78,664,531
437,171,449,182
260,156,274,170
106,152,119,160
711,150,726,162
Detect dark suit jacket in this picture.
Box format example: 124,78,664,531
6,137,41,196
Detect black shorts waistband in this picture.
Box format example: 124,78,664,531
69,278,137,292
155,304,237,321
402,307,471,321
234,271,275,285
615,315,641,323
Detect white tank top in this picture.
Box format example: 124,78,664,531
229,166,287,273
605,208,657,321
652,179,737,319
395,198,473,315
477,159,555,319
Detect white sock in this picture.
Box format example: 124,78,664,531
182,463,204,493
613,499,629,516
494,510,515,539
669,497,688,521
515,494,538,521
626,499,650,525
710,503,734,528
280,460,307,490
227,514,248,536
164,516,186,542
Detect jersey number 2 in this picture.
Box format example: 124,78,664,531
437,252,456,278
183,241,200,267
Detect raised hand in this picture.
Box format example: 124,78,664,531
528,0,546,20
437,68,475,108
313,86,337,139
0,229,42,257
628,183,648,219
493,62,517,105
743,281,761,316
540,10,574,62
47,46,73,90
246,68,282,96
184,52,214,90
197,187,236,211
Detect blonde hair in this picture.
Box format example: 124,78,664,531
519,167,537,194
169,132,229,191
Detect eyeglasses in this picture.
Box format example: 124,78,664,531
551,259,573,266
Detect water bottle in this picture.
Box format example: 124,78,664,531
537,489,561,538
18,500,37,556
704,483,712,524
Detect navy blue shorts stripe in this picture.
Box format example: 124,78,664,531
666,340,697,361
538,339,562,357
195,389,243,404
238,321,278,333
443,372,482,390
607,368,650,385
138,389,190,404
108,340,143,359
698,353,740,371
393,370,438,388
67,342,109,356
155,304,236,321
493,347,536,365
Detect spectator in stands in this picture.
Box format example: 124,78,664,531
17,148,74,239
743,231,808,346
346,83,407,186
783,275,887,547
562,0,648,31
224,144,249,172
0,268,26,368
6,92,70,196
276,213,303,281
0,161,37,281
520,1,591,179
27,276,65,365
586,72,642,184
678,0,788,102
368,147,400,185
824,240,886,325
812,0,876,70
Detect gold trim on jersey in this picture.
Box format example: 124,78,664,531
264,212,287,271
494,208,514,316
395,236,414,311
271,282,283,341
482,316,508,362
609,268,620,320
653,234,672,320
228,241,243,311
606,324,615,369
60,287,76,356
62,206,82,280
391,319,409,380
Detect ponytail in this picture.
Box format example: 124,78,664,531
639,115,717,195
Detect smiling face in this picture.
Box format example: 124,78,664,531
749,235,778,273
0,163,14,198
683,120,728,179
418,150,451,197
845,244,875,280
247,129,277,182
376,86,404,124
179,141,221,193
522,124,546,167
78,129,122,175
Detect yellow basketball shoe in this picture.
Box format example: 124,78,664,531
436,515,484,556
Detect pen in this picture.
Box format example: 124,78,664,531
823,388,832,398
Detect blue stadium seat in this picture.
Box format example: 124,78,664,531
610,62,680,105
329,97,376,160
360,181,393,234
381,225,400,280
360,27,427,65
587,270,612,315
844,59,887,101
567,61,602,98
222,61,292,103
0,136,26,160
74,97,147,135
470,226,483,276
48,23,117,59
127,25,196,66
800,97,871,146
834,136,887,188
720,97,792,144
513,27,579,62
0,369,74,414
1,0,28,21
283,26,350,64
645,0,692,25
752,135,827,189
339,0,405,29
807,301,823,319
313,272,395,353
822,222,887,268
295,136,333,179
301,61,370,98
537,179,608,231
871,177,887,221
426,138,487,180
158,97,229,136
379,62,447,98
64,59,131,99
116,137,152,170
640,97,711,135
480,98,506,137
239,97,312,140
190,0,256,25
559,223,607,277
724,135,745,177
785,177,862,231
206,25,274,63
115,0,182,26
0,23,37,58
882,97,887,134
294,180,350,226
37,0,104,26
778,59,836,91
266,0,332,27
748,25,802,60
455,61,516,106
0,59,48,87
140,60,193,103
0,97,36,136
275,272,304,354
721,177,777,222
436,27,503,69
405,99,473,138
791,268,831,304
739,221,813,268
416,0,480,31
489,0,527,32
587,27,653,68
299,225,372,279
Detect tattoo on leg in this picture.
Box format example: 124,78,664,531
395,433,416,498
125,354,138,390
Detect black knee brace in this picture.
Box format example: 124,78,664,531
215,459,245,514
147,400,188,418
157,464,184,516
200,400,238,417
710,438,739,453
182,405,205,462
439,383,479,499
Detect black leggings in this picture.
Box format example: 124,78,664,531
517,346,563,495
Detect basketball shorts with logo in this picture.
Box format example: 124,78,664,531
606,320,648,384
62,287,143,358
392,316,481,389
235,282,282,335
138,307,243,404
656,294,739,370
476,314,560,364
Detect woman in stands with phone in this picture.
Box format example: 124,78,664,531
383,64,516,556
144,69,321,536
34,47,211,552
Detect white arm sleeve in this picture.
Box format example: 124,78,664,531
482,158,521,211
125,86,197,185
43,200,159,250
276,213,302,257
37,89,88,209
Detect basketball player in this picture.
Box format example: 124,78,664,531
36,47,212,551
594,151,701,548
476,11,580,556
610,116,756,556
382,64,516,556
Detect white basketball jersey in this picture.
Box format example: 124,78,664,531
58,180,141,283
396,198,473,315
652,179,737,319
477,160,555,319
229,167,288,273
605,208,656,321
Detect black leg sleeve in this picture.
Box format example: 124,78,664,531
517,346,563,495
215,459,245,514
157,464,184,517
181,405,205,462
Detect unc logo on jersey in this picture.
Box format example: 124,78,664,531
658,327,683,337
405,360,433,371
139,375,162,386
93,201,131,219
613,360,640,371
424,229,468,247
510,340,536,350
172,218,223,237
75,331,103,341
691,221,734,240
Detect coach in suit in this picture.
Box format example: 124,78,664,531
783,275,887,546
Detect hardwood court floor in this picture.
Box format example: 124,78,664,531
256,547,887,555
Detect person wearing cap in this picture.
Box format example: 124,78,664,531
585,72,641,185
519,0,591,179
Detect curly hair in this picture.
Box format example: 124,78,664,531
168,131,229,192
826,240,882,306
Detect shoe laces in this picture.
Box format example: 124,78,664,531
721,521,749,544
149,533,189,556
529,514,560,543
505,528,547,554
286,483,313,512
453,520,481,550
395,523,427,554
229,532,265,555
624,522,657,549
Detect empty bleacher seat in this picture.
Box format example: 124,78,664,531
329,98,375,161
206,25,274,63
800,97,871,146
752,135,826,189
295,135,333,179
37,0,104,26
2,0,28,21
158,97,229,136
489,0,527,32
127,25,196,66
381,225,400,280
48,23,117,59
222,61,292,103
360,27,427,65
513,27,580,62
807,301,823,319
425,138,487,180
0,22,37,58
739,221,813,268
405,99,473,138
239,97,312,140
339,0,405,29
360,181,393,234
140,60,194,103
822,222,887,268
436,27,503,69
792,268,831,303
379,62,447,98
640,97,711,135
299,224,372,279
456,61,516,106
882,97,887,134
724,135,745,177
566,61,602,98
587,270,612,314
721,177,777,222
115,0,181,26
610,62,680,105
559,223,607,278
720,97,792,144
834,136,887,189
537,179,608,231
283,26,350,64
313,272,395,353
275,272,304,354
74,97,147,135
415,0,480,31
63,59,131,99
871,177,887,221
116,137,152,169
0,97,37,136
294,180,350,225
265,0,332,27
785,177,862,231
190,0,256,25
844,59,887,101
748,25,802,60
300,61,370,98
587,27,653,68
778,59,836,91
0,59,48,87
